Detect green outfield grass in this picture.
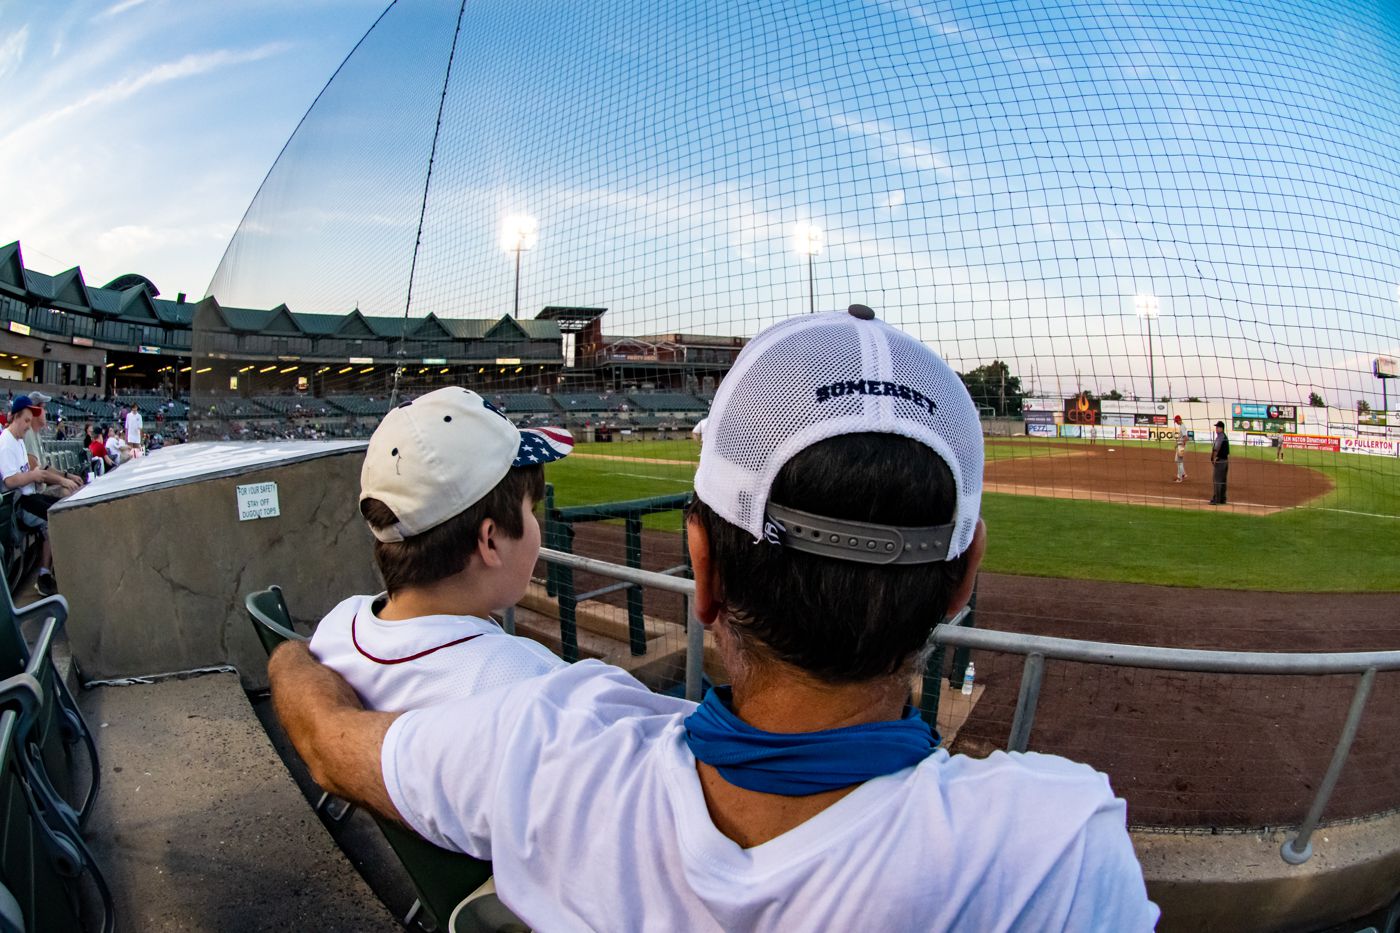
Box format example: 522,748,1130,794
545,438,1400,591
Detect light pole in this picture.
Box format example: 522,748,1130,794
1134,294,1161,402
500,215,538,318
793,222,824,314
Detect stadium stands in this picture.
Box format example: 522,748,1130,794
324,396,394,417
626,392,709,413
494,393,558,414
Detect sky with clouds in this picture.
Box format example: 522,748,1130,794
1,0,384,294
4,0,1400,406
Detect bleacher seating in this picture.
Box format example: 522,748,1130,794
554,393,624,413
252,396,337,417
626,392,709,413
495,394,559,413
324,396,394,417
198,398,274,419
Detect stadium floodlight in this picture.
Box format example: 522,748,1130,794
793,222,824,314
1134,294,1161,402
501,214,538,319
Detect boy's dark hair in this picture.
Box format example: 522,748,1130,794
361,465,544,596
690,433,969,683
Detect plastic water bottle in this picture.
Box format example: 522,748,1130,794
961,662,975,696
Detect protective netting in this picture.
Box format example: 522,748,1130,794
195,0,1400,828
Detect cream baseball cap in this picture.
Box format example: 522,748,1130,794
361,386,572,543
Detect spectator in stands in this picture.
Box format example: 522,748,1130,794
270,309,1157,930
89,427,115,474
105,423,128,467
23,394,84,497
1,396,79,596
306,387,574,711
125,404,144,453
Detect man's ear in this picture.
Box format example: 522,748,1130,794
946,518,986,618
475,517,503,568
686,514,722,626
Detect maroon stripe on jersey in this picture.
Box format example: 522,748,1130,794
352,610,486,665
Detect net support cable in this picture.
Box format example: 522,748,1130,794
390,0,471,407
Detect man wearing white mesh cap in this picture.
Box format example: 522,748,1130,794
270,306,1158,931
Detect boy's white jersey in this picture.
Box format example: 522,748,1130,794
308,594,565,711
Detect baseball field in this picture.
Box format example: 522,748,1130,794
545,435,1400,592
536,434,1400,829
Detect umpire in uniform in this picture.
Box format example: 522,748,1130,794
1209,420,1230,505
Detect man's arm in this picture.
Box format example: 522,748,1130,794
268,641,404,820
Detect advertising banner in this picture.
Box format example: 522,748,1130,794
1135,413,1169,425
1340,437,1399,457
1283,434,1341,452
1233,402,1297,421
1118,426,1150,441
1099,400,1135,414
1023,397,1061,412
1145,425,1179,441
1026,422,1057,437
1063,393,1101,426
1233,417,1294,433
1244,433,1273,447
1094,425,1119,440
1101,413,1135,426
1023,409,1057,424
1060,424,1082,438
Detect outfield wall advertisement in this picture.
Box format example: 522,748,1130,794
1340,437,1400,457
1027,422,1057,437
1284,434,1341,452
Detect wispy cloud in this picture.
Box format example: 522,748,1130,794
0,25,28,81
99,0,154,18
2,42,292,147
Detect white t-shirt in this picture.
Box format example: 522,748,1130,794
308,594,564,711
384,662,1159,932
0,430,33,495
125,409,143,444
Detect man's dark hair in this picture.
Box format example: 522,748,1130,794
690,433,969,683
361,465,544,596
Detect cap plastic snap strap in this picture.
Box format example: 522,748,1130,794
764,504,954,565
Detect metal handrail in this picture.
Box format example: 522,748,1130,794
930,624,1400,674
531,550,1400,865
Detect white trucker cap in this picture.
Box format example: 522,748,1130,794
694,305,984,562
361,386,572,543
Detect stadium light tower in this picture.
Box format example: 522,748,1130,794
793,222,824,314
500,215,538,319
1134,294,1161,402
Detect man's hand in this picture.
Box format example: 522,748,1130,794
268,641,403,820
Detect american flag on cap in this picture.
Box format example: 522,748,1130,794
514,427,574,466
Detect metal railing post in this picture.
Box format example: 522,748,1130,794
1281,667,1376,865
625,515,646,656
1008,653,1046,753
920,643,945,729
501,605,515,636
684,594,704,703
949,581,978,689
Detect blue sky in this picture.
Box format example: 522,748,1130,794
6,0,1400,406
1,0,383,293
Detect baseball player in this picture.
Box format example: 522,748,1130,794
1173,414,1188,482
307,388,572,710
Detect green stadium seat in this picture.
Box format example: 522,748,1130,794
0,581,99,828
245,586,503,931
0,617,114,932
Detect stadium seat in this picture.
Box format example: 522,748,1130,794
0,618,115,932
0,493,40,593
0,582,99,827
449,884,531,933
245,587,503,931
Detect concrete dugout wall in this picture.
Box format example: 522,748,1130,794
50,441,379,690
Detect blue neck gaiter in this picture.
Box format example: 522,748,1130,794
683,686,939,796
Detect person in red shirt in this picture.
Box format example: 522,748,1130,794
89,427,115,474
